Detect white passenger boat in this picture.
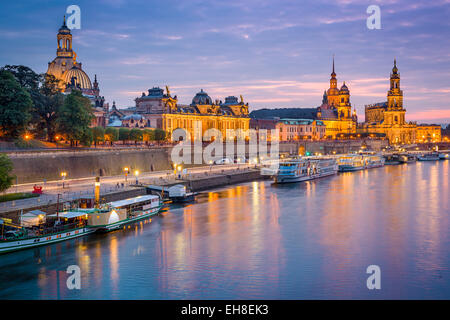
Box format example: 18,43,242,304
88,194,162,232
418,153,440,161
274,158,337,183
337,155,365,172
0,194,163,254
0,210,97,254
364,155,385,169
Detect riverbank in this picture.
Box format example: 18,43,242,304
0,167,267,222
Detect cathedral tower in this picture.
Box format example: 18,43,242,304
327,56,340,106
384,59,406,125
387,59,403,109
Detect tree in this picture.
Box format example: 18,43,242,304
92,126,105,147
35,74,65,141
79,127,93,147
0,70,33,139
119,127,130,144
105,127,119,146
0,154,15,192
129,128,143,145
142,129,155,145
1,65,41,92
154,129,167,142
57,90,94,147
2,66,64,142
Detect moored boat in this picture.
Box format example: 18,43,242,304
88,195,162,232
337,155,365,172
439,153,449,160
364,154,385,169
274,158,337,183
383,154,401,165
418,153,440,161
0,210,97,254
399,154,417,163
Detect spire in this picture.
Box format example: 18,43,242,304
331,54,336,78
392,58,398,74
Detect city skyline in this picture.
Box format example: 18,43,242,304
1,0,450,123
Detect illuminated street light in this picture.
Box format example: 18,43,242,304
134,170,139,184
123,167,129,182
60,171,67,189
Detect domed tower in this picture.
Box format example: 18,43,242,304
338,82,351,118
47,16,78,90
327,56,340,106
57,16,73,59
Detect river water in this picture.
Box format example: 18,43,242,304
0,161,449,299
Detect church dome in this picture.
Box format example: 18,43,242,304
63,66,92,90
339,82,349,94
191,89,212,105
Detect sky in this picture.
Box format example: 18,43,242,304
0,0,449,124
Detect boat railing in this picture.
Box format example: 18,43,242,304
6,221,88,240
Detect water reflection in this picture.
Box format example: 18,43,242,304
0,161,449,299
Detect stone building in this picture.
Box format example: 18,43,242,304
133,87,250,141
359,60,434,144
277,119,326,141
46,16,108,127
416,124,442,143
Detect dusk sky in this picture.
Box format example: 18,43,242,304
1,0,449,123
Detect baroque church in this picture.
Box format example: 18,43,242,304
358,60,438,144
316,57,358,138
46,17,108,127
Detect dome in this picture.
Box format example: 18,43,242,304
191,89,212,105
58,16,71,35
63,66,92,90
339,82,349,94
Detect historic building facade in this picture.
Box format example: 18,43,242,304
131,88,250,141
358,60,436,144
46,17,108,127
315,58,358,138
277,119,326,141
416,124,442,143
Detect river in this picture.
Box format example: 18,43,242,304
0,161,449,299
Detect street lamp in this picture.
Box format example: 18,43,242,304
134,170,139,184
60,171,67,189
123,167,129,182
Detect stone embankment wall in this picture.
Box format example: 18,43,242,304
6,139,388,184
8,148,172,184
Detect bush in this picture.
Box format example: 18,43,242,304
105,127,119,145
0,153,15,192
0,192,39,203
119,127,130,144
